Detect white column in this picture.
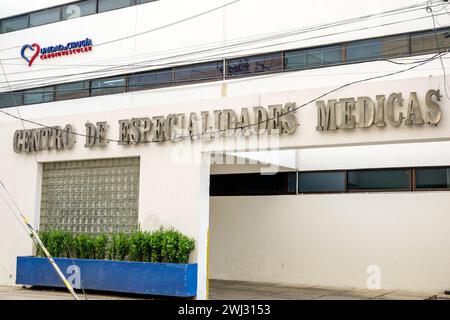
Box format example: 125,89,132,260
196,152,211,300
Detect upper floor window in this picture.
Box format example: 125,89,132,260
1,0,160,33
0,92,23,108
227,53,283,76
91,76,125,96
62,0,97,20
411,28,450,54
128,69,173,91
174,61,223,84
285,45,342,70
24,87,55,105
98,0,133,13
0,14,28,33
29,7,61,27
55,81,90,101
346,35,409,62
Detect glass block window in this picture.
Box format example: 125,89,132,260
40,157,140,234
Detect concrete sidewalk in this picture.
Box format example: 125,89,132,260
208,280,450,300
0,286,149,300
1,281,449,300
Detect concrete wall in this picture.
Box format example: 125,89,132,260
0,106,212,297
209,142,450,293
0,74,449,298
1,0,450,298
210,192,450,293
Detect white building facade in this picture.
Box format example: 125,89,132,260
1,0,450,298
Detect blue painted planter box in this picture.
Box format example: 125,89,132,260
16,256,197,297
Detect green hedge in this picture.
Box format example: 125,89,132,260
36,227,195,264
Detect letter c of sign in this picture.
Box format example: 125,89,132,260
20,43,40,67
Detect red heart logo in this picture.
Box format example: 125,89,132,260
21,43,41,67
28,43,40,67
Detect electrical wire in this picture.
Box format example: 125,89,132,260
0,55,88,301
0,37,445,303
1,3,443,70
427,0,450,98
0,0,442,71
96,0,243,48
0,179,81,300
0,51,446,145
2,62,450,99
0,0,436,59
0,1,445,301
187,52,448,141
0,58,43,176
2,41,450,98
1,11,448,92
0,0,243,53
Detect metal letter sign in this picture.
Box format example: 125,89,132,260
115,103,299,145
12,90,443,153
315,89,442,131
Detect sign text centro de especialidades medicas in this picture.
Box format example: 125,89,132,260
12,89,442,153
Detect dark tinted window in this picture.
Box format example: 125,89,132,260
227,53,282,76
29,7,61,27
411,28,450,54
0,92,23,108
24,87,55,105
91,77,125,96
98,0,132,13
299,171,346,193
210,173,292,196
285,45,342,70
128,69,173,91
175,61,223,84
62,0,97,20
415,167,450,189
0,15,29,33
346,36,409,62
55,81,90,100
348,169,411,191
287,172,297,193
138,0,158,3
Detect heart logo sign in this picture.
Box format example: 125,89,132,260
20,43,40,67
